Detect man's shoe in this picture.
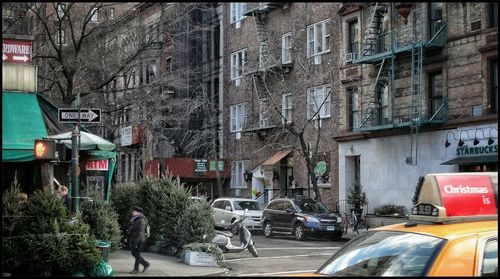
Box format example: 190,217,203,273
143,263,150,273
129,270,139,274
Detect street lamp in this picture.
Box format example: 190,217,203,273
243,170,252,182
457,130,468,147
444,131,456,148
488,128,497,145
473,130,485,146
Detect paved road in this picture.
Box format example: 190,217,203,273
220,233,350,276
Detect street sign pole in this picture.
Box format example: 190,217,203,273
71,126,79,213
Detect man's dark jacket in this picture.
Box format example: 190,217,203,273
128,215,147,245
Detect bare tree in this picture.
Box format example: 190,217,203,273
27,2,151,106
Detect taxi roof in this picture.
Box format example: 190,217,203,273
372,220,498,240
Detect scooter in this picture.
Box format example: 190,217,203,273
212,209,259,257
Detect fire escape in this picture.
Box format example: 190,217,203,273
352,3,448,165
242,3,291,136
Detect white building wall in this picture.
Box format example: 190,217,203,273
339,123,497,213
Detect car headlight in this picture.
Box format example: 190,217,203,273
304,216,320,222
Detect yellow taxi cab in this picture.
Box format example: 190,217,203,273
293,172,497,277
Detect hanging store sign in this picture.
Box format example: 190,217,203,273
85,159,109,171
121,126,132,146
2,39,32,64
194,159,208,175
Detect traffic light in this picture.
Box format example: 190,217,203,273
34,139,56,160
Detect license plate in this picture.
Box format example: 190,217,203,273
327,226,335,231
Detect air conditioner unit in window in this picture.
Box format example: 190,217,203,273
345,52,358,62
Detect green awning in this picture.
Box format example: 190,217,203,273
2,92,48,162
441,155,498,165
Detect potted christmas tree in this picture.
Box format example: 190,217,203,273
346,183,368,218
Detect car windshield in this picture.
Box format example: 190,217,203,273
234,201,261,210
316,230,445,276
296,199,330,214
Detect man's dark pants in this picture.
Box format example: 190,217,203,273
130,241,148,271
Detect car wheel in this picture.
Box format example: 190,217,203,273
294,223,305,241
264,222,273,238
230,219,238,235
330,231,343,241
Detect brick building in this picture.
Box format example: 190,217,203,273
334,3,498,213
222,2,497,212
222,3,343,206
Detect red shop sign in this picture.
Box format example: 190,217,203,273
85,159,109,171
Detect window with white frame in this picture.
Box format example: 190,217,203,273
282,32,292,64
57,3,66,18
146,63,157,84
91,8,98,22
55,27,66,45
307,19,330,57
230,3,246,23
230,49,247,80
230,103,247,132
110,7,115,19
231,161,247,189
307,85,331,121
282,92,293,124
259,98,272,127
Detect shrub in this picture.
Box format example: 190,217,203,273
347,183,368,210
110,183,140,246
175,199,215,250
140,175,192,253
81,194,122,251
2,188,100,276
374,204,407,216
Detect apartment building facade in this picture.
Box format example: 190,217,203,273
222,3,344,206
334,3,498,213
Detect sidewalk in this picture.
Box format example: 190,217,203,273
108,249,228,277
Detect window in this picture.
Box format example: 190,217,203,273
490,60,498,113
307,85,331,120
230,3,246,23
259,98,272,128
282,32,292,64
428,72,443,118
130,70,136,88
347,19,359,56
91,8,98,22
348,87,359,130
282,93,293,124
231,161,247,189
307,19,330,57
110,7,115,19
489,3,498,27
165,57,172,73
376,83,389,125
123,74,128,89
230,49,247,80
429,3,443,39
55,27,66,45
480,239,498,276
57,3,66,18
230,103,247,132
146,63,157,84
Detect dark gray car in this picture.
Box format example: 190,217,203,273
261,196,343,241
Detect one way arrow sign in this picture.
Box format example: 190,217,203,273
58,108,101,123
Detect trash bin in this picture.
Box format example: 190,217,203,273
96,240,111,263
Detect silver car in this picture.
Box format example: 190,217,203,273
211,197,263,234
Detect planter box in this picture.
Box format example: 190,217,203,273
366,215,409,228
184,250,218,267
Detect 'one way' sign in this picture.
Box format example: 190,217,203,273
58,108,101,123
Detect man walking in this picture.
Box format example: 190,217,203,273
128,206,150,274
56,186,72,210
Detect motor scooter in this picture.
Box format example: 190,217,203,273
212,209,259,257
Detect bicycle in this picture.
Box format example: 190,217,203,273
342,209,369,235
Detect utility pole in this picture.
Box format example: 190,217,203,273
70,92,81,213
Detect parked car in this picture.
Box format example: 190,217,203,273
211,197,263,234
261,196,343,241
292,172,498,276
